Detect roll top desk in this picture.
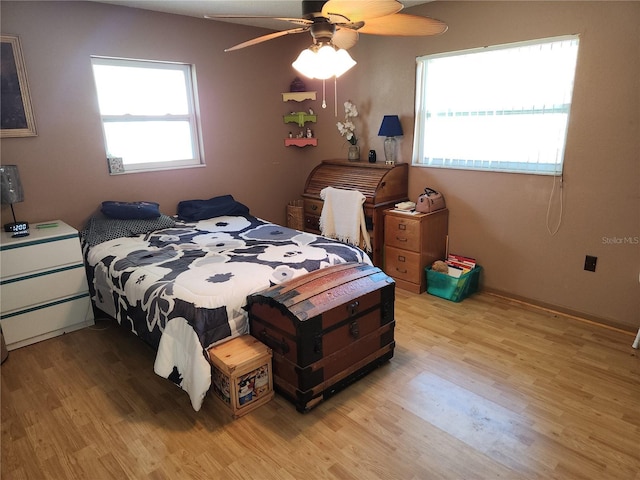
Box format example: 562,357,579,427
302,159,408,267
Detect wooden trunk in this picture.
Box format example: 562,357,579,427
302,160,408,267
246,263,395,412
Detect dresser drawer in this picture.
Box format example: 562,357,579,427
1,265,89,314
384,246,422,283
1,296,92,349
384,215,421,251
1,236,83,279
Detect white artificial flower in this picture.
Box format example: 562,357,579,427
336,100,359,145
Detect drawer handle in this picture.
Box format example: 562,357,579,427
311,204,318,211
259,330,290,355
349,321,360,339
396,267,408,274
396,237,407,242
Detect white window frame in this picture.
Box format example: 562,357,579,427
91,56,204,174
413,35,580,175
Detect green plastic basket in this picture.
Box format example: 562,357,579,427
425,265,482,302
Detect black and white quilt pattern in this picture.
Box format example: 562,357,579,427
85,215,371,410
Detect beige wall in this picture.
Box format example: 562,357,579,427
0,1,350,229
358,1,639,330
2,1,638,330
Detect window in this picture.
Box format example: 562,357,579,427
413,36,580,175
91,57,203,173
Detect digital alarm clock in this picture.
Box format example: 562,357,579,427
4,221,30,237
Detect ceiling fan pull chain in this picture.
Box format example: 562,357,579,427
322,79,327,109
334,76,338,117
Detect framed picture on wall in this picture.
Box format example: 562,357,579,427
1,34,37,138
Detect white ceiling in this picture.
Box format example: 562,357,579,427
89,1,433,30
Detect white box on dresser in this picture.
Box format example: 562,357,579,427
0,220,94,350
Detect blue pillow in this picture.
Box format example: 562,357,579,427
101,201,160,220
177,195,250,221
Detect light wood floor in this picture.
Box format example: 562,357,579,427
2,290,639,479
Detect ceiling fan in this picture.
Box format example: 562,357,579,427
205,0,448,52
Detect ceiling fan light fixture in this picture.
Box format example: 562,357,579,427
333,48,357,77
292,42,356,79
292,48,318,78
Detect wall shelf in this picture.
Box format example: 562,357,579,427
285,138,317,147
283,112,317,127
282,90,317,147
282,91,316,102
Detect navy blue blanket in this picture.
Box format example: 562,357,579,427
177,195,249,222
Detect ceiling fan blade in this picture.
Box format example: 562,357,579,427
224,27,309,52
358,14,448,36
333,28,359,50
322,0,403,23
205,15,312,28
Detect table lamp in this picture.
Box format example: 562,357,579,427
0,165,29,237
378,115,403,165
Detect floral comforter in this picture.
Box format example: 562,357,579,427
83,215,371,410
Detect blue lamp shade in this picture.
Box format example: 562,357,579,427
378,115,403,137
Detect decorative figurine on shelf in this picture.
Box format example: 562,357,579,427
309,108,314,115
290,77,306,92
306,127,313,138
289,132,293,138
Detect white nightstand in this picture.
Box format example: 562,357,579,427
0,220,94,350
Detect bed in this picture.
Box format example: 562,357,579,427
81,198,371,411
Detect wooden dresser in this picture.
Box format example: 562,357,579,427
384,209,449,293
302,160,408,267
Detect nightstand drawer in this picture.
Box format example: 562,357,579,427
384,246,422,282
1,265,89,314
384,215,421,251
1,236,83,279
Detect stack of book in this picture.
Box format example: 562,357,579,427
445,254,476,278
390,201,418,215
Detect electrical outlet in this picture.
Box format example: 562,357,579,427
584,255,597,272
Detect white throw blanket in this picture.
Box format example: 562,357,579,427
320,186,372,253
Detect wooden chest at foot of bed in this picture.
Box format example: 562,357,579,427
246,262,395,412
207,335,274,418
